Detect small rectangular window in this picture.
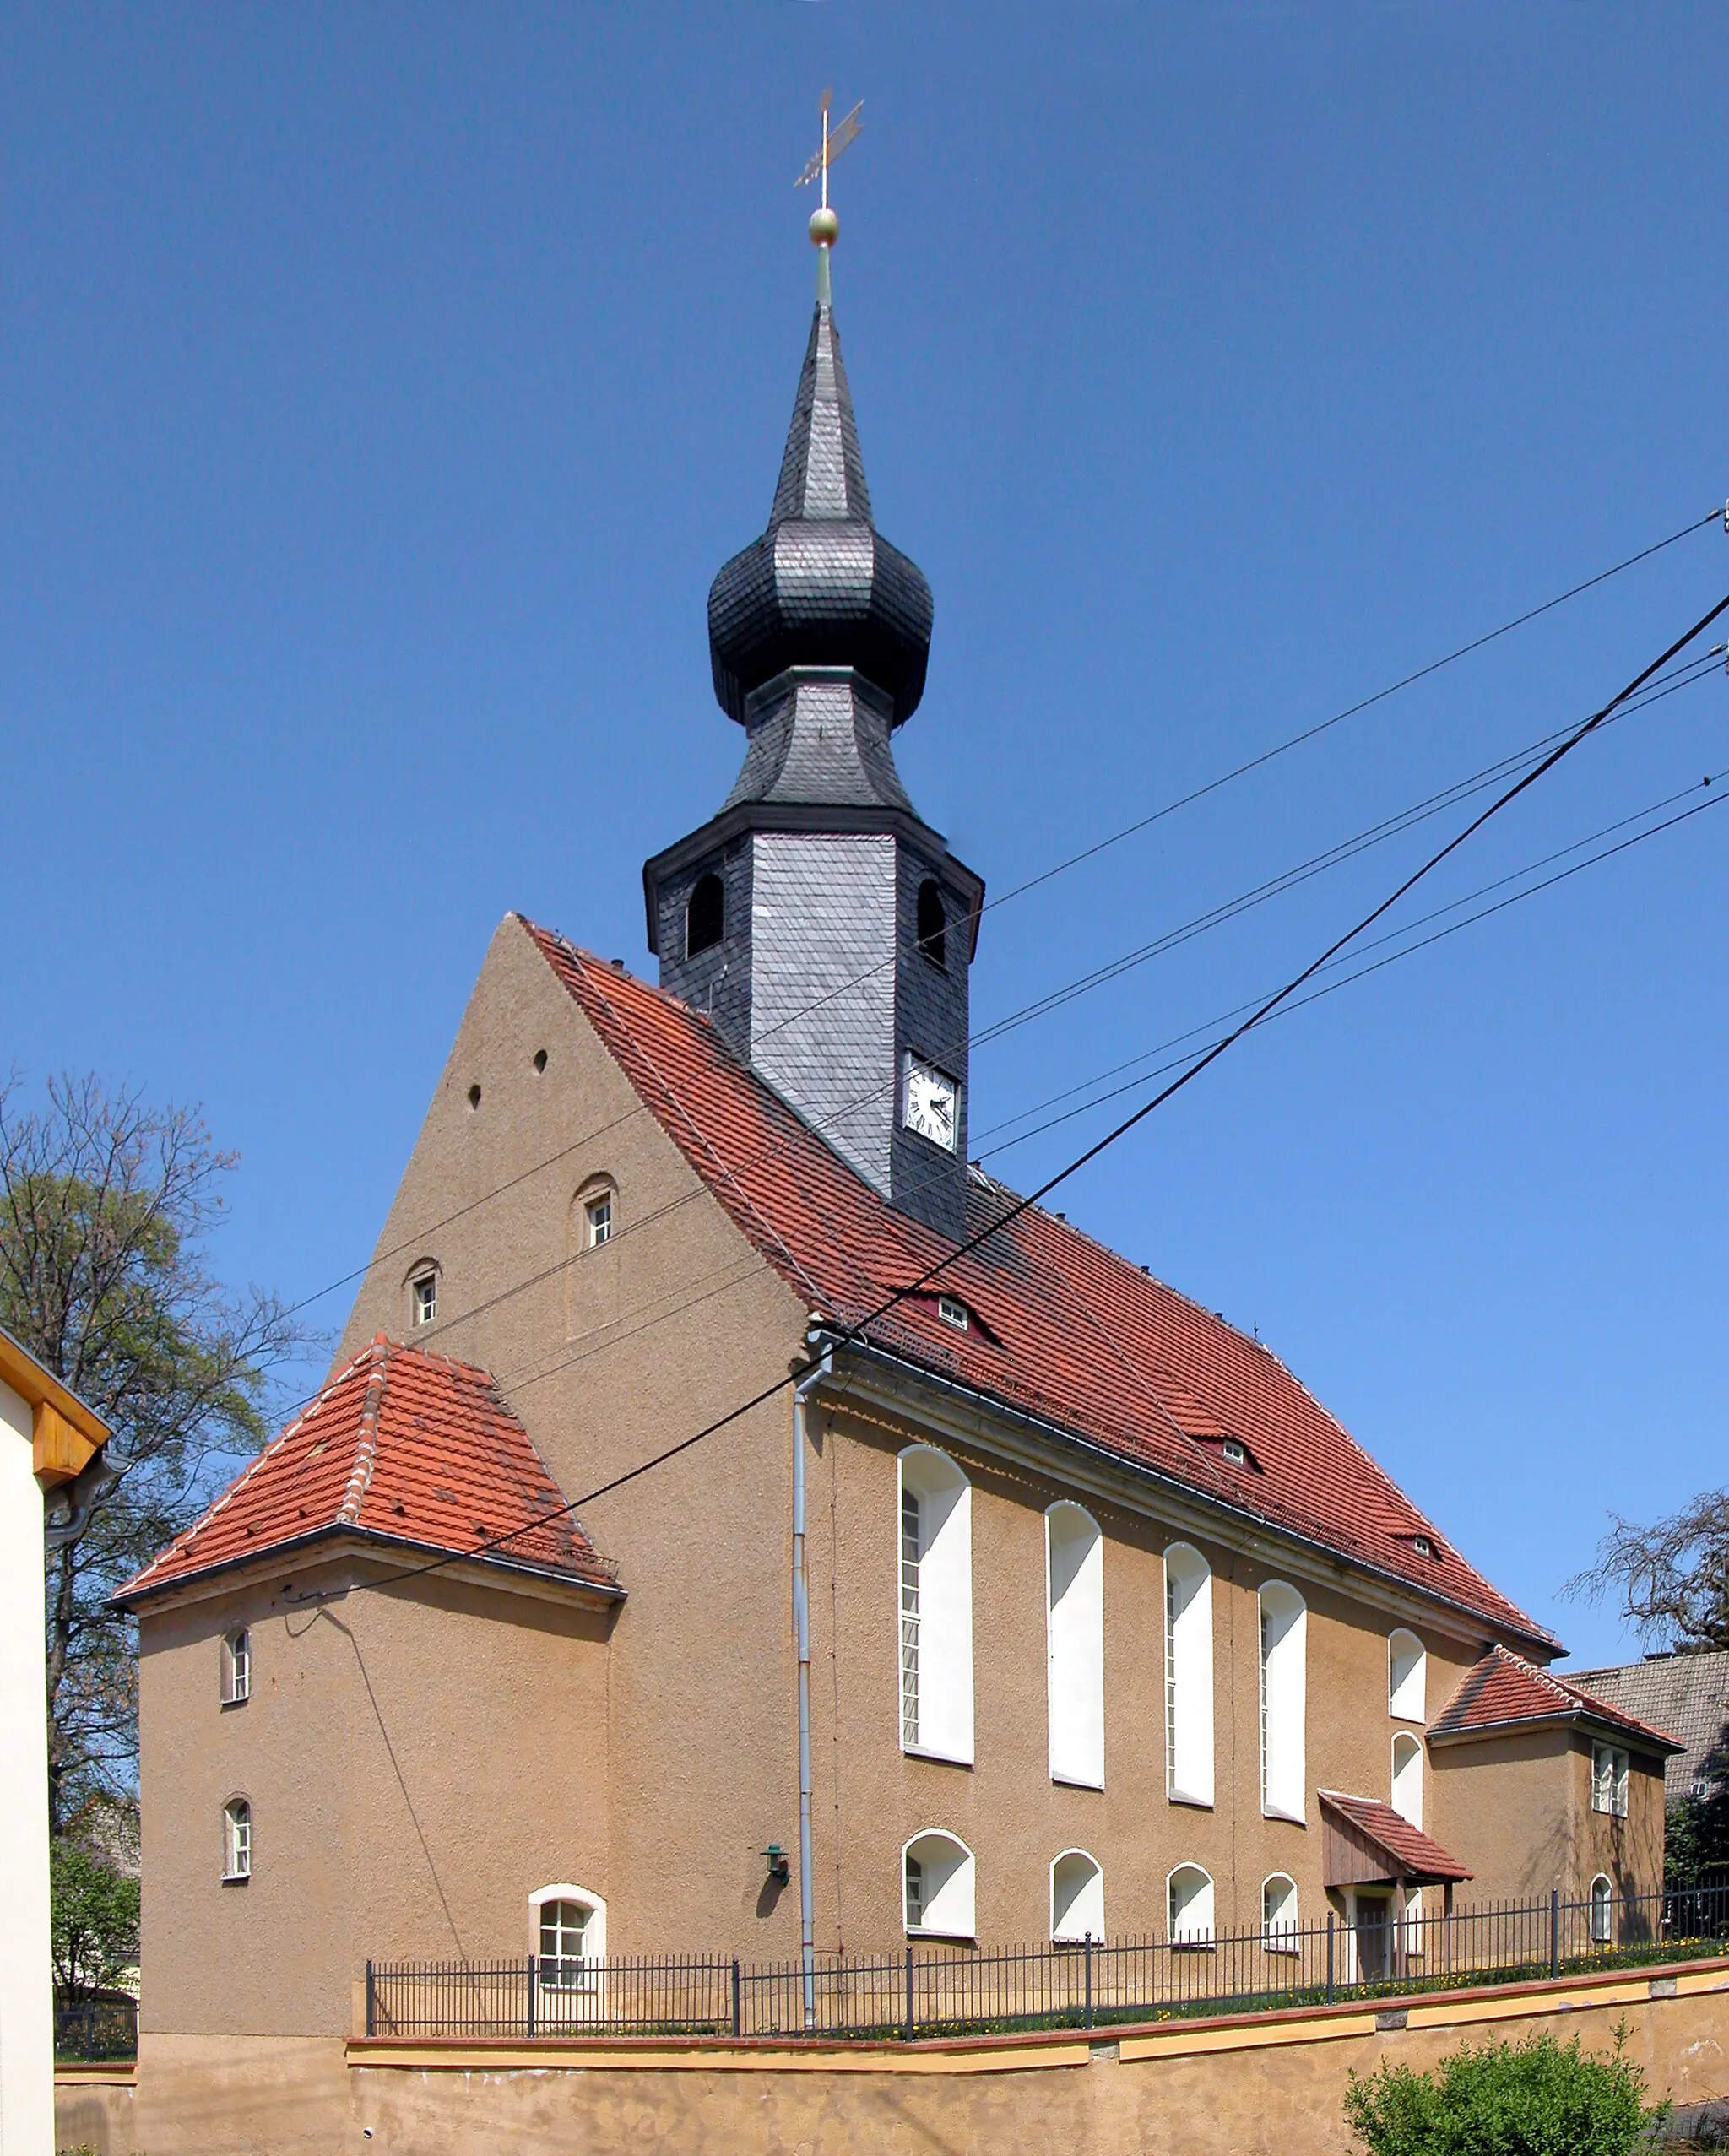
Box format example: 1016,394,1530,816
224,1801,252,1881
412,1274,437,1326
936,1296,968,1331
1221,1438,1245,1465
586,1195,613,1248
1592,1743,1630,1817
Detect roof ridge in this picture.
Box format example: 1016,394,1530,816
337,1337,391,1526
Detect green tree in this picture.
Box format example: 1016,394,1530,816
1344,2031,1661,2156
50,1839,140,2004
0,1075,313,1827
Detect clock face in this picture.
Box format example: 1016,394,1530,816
902,1056,959,1152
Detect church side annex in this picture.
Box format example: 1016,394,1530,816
118,212,1678,2056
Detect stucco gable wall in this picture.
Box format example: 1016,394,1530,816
333,916,814,1958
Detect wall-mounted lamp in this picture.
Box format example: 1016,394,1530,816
762,1844,790,1887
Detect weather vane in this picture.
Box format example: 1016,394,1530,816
795,88,863,252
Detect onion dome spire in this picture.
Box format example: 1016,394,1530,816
706,255,934,732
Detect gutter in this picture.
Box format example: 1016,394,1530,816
792,1334,832,2031
820,1332,1562,1661
1428,1710,1683,1757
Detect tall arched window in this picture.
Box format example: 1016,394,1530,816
1590,1873,1613,1946
1168,1864,1214,1945
1046,1502,1103,1788
1391,1730,1424,1828
916,878,946,970
686,872,724,957
1389,1629,1426,1721
1050,1850,1104,1943
1259,1581,1307,1822
1163,1542,1214,1806
902,1831,974,1939
222,1799,252,1882
898,1447,973,1763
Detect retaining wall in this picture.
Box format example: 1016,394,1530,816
60,1958,1729,2156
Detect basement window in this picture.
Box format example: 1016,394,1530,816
936,1295,968,1331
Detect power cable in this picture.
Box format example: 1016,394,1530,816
274,511,1722,1326
317,588,1729,1599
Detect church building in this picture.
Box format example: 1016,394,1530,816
121,223,1676,2056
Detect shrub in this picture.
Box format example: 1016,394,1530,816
1344,2029,1664,2155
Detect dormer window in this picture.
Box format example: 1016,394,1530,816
916,879,947,971
1412,1536,1433,1558
411,1271,437,1328
686,873,724,958
936,1295,968,1331
1221,1439,1246,1466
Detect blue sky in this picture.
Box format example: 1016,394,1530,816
5,4,1725,1666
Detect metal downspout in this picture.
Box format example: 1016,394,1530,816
793,1341,832,2029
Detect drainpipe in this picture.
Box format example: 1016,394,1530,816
793,1330,832,2030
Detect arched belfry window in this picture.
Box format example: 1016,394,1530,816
686,873,724,958
916,879,947,970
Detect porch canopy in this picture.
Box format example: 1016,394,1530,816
1319,1790,1472,1900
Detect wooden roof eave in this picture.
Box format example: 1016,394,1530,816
0,1327,111,1489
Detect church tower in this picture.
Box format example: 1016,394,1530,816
642,237,983,1243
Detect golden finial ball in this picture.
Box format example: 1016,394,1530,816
808,205,840,246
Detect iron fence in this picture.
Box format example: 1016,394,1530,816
54,1995,138,2061
367,1881,1729,2043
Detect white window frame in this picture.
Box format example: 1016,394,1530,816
1388,1629,1426,1721
221,1628,251,1706
1391,1730,1424,1831
936,1294,969,1331
1591,1742,1629,1818
1049,1848,1104,1944
584,1192,614,1248
1590,1872,1614,1945
1163,1542,1214,1807
223,1798,252,1882
1262,1872,1299,1953
897,1446,973,1764
1046,1502,1104,1789
1167,1863,1215,1947
410,1270,438,1327
902,1831,975,1941
1258,1580,1307,1823
528,1884,607,2001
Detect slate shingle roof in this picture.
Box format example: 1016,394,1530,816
118,1335,618,1602
1429,1644,1680,1753
525,920,1554,1650
1318,1790,1474,1884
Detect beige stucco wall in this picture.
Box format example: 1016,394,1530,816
139,1564,612,2038
64,1962,1729,2156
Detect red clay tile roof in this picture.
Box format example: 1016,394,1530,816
1429,1644,1681,1752
523,919,1554,1650
1318,1790,1473,1883
118,1336,619,1603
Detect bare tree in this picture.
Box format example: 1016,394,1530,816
0,1075,315,1828
1564,1492,1729,1654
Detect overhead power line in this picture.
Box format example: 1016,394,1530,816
326,586,1729,1601
274,508,1722,1329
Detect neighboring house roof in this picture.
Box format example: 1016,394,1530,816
524,920,1553,1649
1565,1650,1729,1802
1429,1643,1682,1754
117,1335,620,1604
1317,1790,1473,1886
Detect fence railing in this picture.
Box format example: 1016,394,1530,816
54,1996,138,2062
366,1882,1729,2044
